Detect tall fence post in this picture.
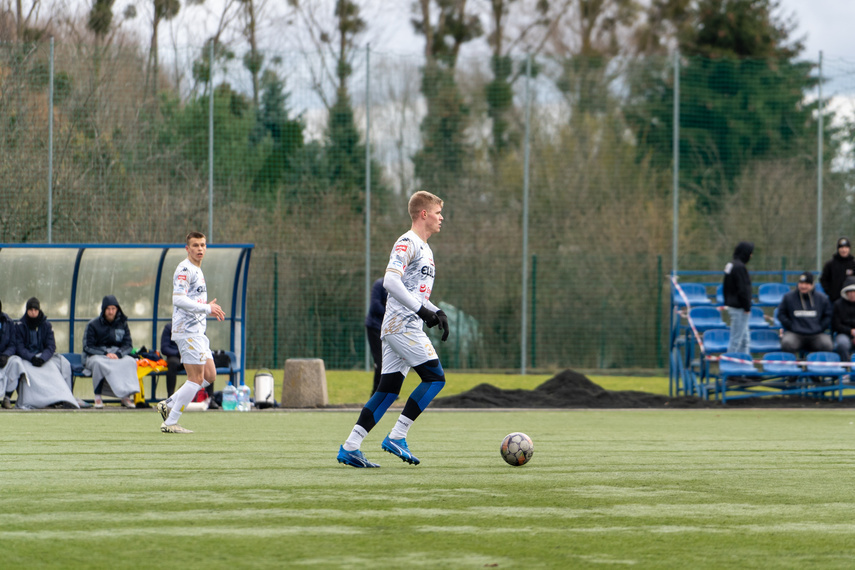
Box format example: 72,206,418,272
47,37,54,243
208,40,215,242
816,51,824,273
672,50,680,276
364,43,372,372
521,54,532,375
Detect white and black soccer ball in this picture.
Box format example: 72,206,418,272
500,432,533,466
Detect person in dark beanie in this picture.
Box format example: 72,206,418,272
723,241,754,354
8,297,78,409
832,277,855,363
778,272,833,354
820,237,855,303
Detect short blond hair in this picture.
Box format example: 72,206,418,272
408,191,443,221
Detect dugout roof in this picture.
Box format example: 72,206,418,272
0,244,253,384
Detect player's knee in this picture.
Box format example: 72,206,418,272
414,359,445,384
377,372,405,394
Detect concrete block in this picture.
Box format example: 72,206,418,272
281,358,328,407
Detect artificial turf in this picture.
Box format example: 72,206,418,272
3,408,855,568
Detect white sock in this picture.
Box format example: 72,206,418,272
389,415,414,440
165,381,200,425
201,380,211,389
343,425,368,451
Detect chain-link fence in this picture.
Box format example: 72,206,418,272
2,40,854,372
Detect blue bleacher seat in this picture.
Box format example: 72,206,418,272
762,352,800,375
672,283,713,307
749,307,770,328
689,306,726,332
815,282,825,295
716,284,724,305
719,352,758,375
750,329,781,353
806,352,846,377
62,353,84,375
703,329,730,353
757,283,790,305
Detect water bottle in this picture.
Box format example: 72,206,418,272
237,384,252,412
222,382,238,411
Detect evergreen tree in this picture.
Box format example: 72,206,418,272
412,0,482,200
627,0,830,209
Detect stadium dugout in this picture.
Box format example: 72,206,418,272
0,244,252,401
670,270,853,404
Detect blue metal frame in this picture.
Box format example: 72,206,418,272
0,243,253,384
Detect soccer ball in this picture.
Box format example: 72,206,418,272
500,432,533,466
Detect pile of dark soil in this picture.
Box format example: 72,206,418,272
432,369,855,408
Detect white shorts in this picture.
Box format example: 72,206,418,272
177,336,213,366
381,330,437,376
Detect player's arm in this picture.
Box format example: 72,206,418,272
383,271,421,313
172,292,211,314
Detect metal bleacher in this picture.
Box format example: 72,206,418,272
670,270,852,404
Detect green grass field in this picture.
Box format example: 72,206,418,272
5,406,855,568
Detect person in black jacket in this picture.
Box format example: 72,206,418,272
0,299,19,408
778,272,833,354
9,297,78,409
723,241,753,354
364,277,388,396
820,237,855,303
832,277,855,362
83,295,138,408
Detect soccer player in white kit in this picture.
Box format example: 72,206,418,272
337,191,450,467
157,232,225,433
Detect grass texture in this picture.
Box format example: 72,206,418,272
4,408,855,568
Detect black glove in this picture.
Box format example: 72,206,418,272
0,354,7,368
31,356,45,367
436,310,449,342
416,305,440,328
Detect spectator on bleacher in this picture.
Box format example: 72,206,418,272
820,237,855,303
365,277,388,396
6,298,78,409
832,277,855,363
0,299,23,409
160,322,213,402
83,295,139,409
777,272,833,354
723,241,753,354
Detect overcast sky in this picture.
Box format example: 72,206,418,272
780,0,854,60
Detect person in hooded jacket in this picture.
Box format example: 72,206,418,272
820,237,855,304
832,277,855,363
777,272,833,354
723,241,754,354
83,295,139,408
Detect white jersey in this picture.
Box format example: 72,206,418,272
172,259,210,340
381,230,436,337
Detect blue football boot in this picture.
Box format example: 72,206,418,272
381,434,420,465
337,445,380,468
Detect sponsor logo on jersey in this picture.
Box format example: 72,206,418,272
177,275,187,281
420,284,426,292
395,244,408,253
420,265,435,278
